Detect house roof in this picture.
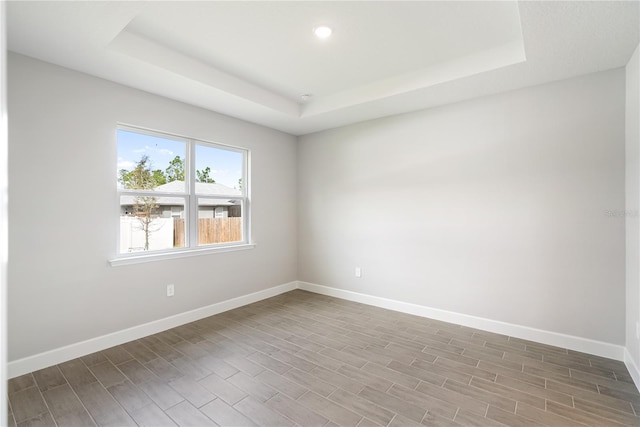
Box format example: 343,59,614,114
121,181,242,208
155,180,241,197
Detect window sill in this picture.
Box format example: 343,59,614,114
109,243,256,267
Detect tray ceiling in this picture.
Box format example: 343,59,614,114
7,1,640,135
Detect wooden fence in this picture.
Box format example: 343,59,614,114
174,217,242,246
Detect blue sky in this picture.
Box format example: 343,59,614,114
117,129,243,189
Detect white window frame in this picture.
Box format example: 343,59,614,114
111,125,253,266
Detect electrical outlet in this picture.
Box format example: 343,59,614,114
355,267,362,278
167,284,175,297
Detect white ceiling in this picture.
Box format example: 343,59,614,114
7,1,640,136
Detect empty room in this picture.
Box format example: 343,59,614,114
3,1,640,426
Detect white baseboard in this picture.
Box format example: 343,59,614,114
7,281,298,379
297,281,626,361
8,279,630,379
625,348,640,391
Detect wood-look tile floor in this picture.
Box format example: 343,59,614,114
7,290,640,426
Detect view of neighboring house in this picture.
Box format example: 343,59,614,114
120,180,243,252
120,180,242,219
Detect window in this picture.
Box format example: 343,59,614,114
115,126,250,261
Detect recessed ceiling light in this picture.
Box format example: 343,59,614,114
314,25,332,39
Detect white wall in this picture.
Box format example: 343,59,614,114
7,49,632,368
626,43,640,374
298,69,626,345
7,53,298,361
1,2,8,420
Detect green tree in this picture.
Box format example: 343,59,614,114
152,169,167,186
165,155,184,182
119,155,156,190
119,155,160,251
196,166,215,183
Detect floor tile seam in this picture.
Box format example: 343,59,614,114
414,377,494,418
294,389,365,427
572,395,640,420
263,391,324,427
532,396,589,427
459,378,525,414
511,400,564,427
387,413,399,427
128,399,176,425
364,381,450,419
493,373,575,405
89,360,134,390
127,342,163,366
489,343,543,358
354,416,382,427
58,387,98,427
62,374,115,426
102,377,161,424
7,380,37,398
318,347,369,368
383,338,428,354
113,358,163,387
547,399,633,427
308,367,368,395
10,381,56,426
547,377,640,411
226,319,309,345
56,358,119,426
290,318,354,336
457,338,508,356
462,348,507,363
249,351,295,376
545,357,614,377
478,373,577,411
7,393,13,419
438,335,489,351
448,407,461,424
567,367,629,391
326,387,397,426
165,400,218,427
150,338,193,358
558,374,640,400
359,360,419,386
383,358,447,387
355,388,413,425
136,369,190,408
421,346,480,367
478,360,544,385
524,347,570,359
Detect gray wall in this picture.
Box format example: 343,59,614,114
8,53,298,361
298,69,626,345
8,51,632,362
626,43,640,366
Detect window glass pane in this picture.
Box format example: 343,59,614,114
117,129,187,193
195,144,244,195
197,198,242,246
120,195,185,253
116,126,249,259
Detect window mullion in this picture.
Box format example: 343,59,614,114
187,140,198,248
244,149,250,244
